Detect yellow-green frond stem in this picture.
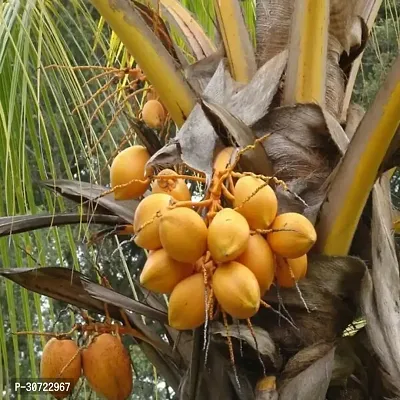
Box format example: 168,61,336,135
316,55,400,255
89,0,197,126
157,0,216,59
283,0,329,105
213,0,257,83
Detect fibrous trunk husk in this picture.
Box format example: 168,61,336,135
255,0,362,120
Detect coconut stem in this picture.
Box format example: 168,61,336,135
246,319,266,377
57,346,84,379
228,175,235,194
260,300,299,331
153,174,206,183
222,311,240,389
221,183,235,201
134,211,162,235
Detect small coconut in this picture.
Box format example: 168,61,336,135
82,333,133,400
142,100,165,129
151,169,191,201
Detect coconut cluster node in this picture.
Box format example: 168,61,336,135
40,334,133,400
111,145,317,330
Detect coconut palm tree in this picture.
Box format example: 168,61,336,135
0,0,399,399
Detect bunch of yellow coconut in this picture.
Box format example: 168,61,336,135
110,144,317,330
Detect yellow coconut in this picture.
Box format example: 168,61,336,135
266,213,317,258
212,261,260,319
256,376,276,391
133,193,172,250
140,248,194,294
159,207,208,263
234,176,278,230
213,147,235,173
110,145,150,200
82,333,133,400
142,100,165,129
168,273,206,330
40,338,82,399
151,169,191,201
207,208,250,263
275,254,308,288
236,234,275,294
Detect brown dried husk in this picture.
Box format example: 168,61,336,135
40,338,82,399
255,0,356,120
256,255,365,352
209,255,365,394
251,103,341,222
82,333,133,400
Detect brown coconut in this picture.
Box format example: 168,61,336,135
40,338,82,399
82,333,133,400
110,145,150,200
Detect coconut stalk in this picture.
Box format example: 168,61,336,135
89,0,197,126
283,0,329,105
317,54,400,255
213,0,257,83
